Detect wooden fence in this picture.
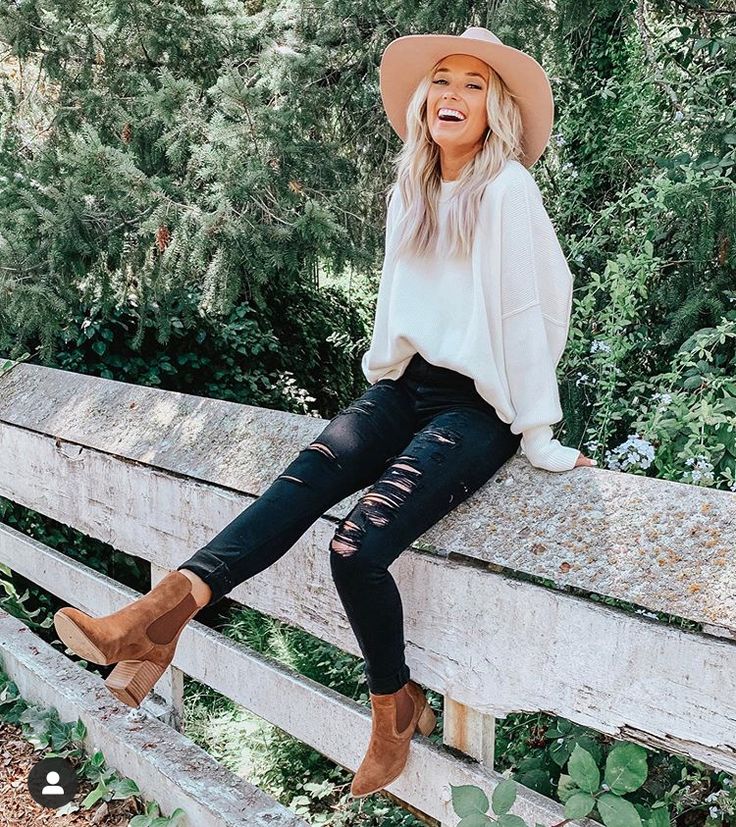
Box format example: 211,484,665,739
1,357,734,825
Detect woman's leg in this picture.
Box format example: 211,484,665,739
177,379,417,607
329,404,521,696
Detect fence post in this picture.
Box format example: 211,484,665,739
440,696,496,825
142,563,186,732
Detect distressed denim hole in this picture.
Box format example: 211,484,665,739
306,441,336,459
329,453,424,556
278,474,305,485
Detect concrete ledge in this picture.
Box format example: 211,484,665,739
0,609,308,827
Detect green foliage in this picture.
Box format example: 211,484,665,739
0,0,376,371
450,743,662,827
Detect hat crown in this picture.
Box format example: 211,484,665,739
459,27,503,46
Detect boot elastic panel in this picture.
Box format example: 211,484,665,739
145,592,199,644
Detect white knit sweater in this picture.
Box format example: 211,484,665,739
361,158,581,473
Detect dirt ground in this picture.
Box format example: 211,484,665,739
0,720,143,827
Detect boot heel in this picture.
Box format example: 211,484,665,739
104,660,165,708
417,701,437,736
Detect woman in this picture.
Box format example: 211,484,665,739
54,26,595,801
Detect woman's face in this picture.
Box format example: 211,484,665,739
425,53,491,153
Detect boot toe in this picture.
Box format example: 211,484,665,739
350,744,407,798
350,761,405,798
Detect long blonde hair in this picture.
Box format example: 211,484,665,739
390,59,525,260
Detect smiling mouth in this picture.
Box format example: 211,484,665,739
435,115,467,125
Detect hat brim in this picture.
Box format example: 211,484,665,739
379,33,554,168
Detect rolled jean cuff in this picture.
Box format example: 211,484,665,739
366,662,411,695
176,554,232,607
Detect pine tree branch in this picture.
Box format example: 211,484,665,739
636,0,682,113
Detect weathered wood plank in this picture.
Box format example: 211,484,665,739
3,470,735,772
1,358,734,636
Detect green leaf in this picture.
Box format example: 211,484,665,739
565,792,596,819
457,815,492,827
604,743,648,794
497,815,527,827
111,777,141,798
491,779,517,815
53,800,80,816
568,744,600,794
643,802,670,827
70,719,87,742
557,773,579,803
166,808,187,826
452,784,490,817
81,780,108,808
598,792,643,827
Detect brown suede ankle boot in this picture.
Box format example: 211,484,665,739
53,570,202,708
350,679,437,799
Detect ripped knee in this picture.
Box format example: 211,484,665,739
329,453,424,557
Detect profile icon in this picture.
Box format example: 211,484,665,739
42,770,65,795
28,757,78,808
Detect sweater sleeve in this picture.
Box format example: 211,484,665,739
360,186,405,383
498,169,581,473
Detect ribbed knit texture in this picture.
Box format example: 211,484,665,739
361,159,580,473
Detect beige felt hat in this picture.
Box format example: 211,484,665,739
379,26,554,169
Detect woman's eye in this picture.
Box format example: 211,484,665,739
432,79,482,89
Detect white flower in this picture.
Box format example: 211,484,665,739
681,454,714,486
83,194,96,208
554,133,567,147
590,340,612,354
604,433,655,471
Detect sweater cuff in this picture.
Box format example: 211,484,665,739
520,425,581,473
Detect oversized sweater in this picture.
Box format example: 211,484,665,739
360,158,581,473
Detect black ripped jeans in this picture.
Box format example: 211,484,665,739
177,352,521,695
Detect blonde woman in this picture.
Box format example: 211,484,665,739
54,26,595,800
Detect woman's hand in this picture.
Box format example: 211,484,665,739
575,452,598,468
